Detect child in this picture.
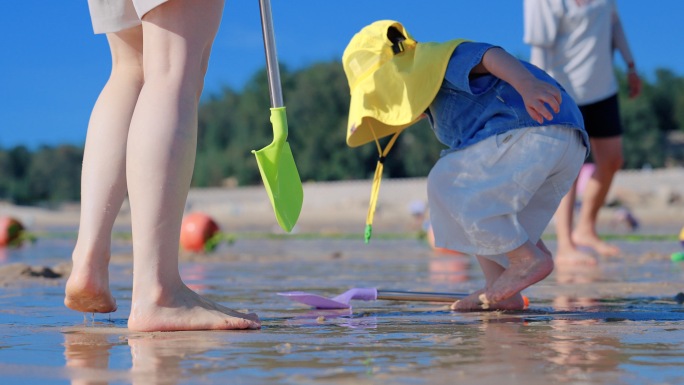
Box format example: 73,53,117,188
342,20,589,310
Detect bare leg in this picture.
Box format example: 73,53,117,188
65,28,144,314
572,137,623,256
479,240,554,306
451,256,525,311
553,179,597,266
125,0,259,332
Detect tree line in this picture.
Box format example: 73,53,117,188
2,62,683,205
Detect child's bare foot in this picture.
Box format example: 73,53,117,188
451,289,525,311
65,262,117,314
480,242,553,305
127,285,261,332
572,230,620,257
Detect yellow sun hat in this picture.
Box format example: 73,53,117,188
342,20,466,243
343,20,466,148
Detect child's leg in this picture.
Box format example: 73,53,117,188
65,27,144,314
124,0,259,331
476,128,585,306
478,240,554,306
451,256,525,311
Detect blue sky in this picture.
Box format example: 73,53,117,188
1,1,683,148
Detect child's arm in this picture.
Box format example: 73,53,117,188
472,47,561,124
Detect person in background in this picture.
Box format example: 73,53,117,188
64,0,260,331
524,0,642,265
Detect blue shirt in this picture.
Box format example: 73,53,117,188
426,42,589,155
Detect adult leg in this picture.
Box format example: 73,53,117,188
125,0,259,331
65,27,144,313
554,180,597,266
572,136,623,256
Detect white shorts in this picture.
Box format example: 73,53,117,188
427,125,586,265
87,0,169,34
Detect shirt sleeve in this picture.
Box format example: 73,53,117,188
523,0,561,48
443,42,497,94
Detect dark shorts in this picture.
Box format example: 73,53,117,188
579,94,622,138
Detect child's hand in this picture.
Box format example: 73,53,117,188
518,78,562,124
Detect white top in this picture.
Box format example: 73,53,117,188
523,0,618,105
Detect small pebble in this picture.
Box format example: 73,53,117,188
478,293,490,310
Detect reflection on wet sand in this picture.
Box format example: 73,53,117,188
468,316,622,383
63,329,225,385
546,319,622,377
63,330,121,385
9,238,682,384
429,255,471,284
554,262,602,309
128,333,223,384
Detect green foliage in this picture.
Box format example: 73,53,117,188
0,145,82,205
1,63,683,204
194,61,446,186
617,68,684,168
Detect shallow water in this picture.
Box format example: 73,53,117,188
0,237,683,384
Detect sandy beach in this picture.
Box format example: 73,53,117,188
0,168,683,384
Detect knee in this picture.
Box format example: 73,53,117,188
144,64,206,99
111,64,144,90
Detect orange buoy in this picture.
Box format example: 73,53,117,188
0,217,25,247
179,213,220,252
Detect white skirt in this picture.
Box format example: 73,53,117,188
87,0,169,34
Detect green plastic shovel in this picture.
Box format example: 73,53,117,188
252,0,303,232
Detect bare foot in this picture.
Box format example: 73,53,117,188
127,285,261,332
572,231,620,257
555,247,597,267
480,242,553,305
451,289,525,311
65,262,117,314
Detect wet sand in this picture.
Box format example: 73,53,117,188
0,171,683,384
0,236,683,385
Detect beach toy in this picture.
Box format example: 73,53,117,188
0,216,25,247
672,252,684,263
251,0,303,232
613,207,639,231
279,288,529,310
179,212,220,253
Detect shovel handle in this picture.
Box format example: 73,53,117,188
376,290,467,303
377,290,530,308
258,0,284,108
